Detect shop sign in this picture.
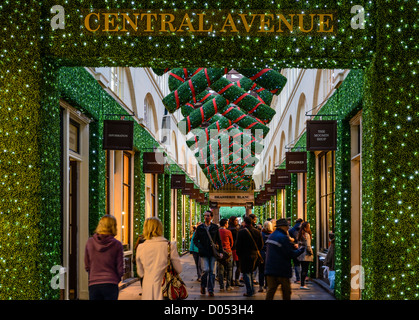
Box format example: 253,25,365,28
143,152,165,173
190,189,201,199
306,120,337,151
270,173,277,185
209,201,218,209
255,200,265,206
265,184,277,196
171,174,185,189
285,152,307,173
272,169,291,187
103,120,134,150
197,193,206,203
182,182,195,195
209,193,254,203
257,190,268,201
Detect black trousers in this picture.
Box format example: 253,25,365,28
300,261,310,286
89,283,119,300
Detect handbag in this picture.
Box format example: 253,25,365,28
245,228,264,265
204,227,229,265
161,242,188,300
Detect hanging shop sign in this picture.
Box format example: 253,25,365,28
190,189,201,199
209,201,218,209
197,193,206,203
209,192,254,204
285,152,307,173
306,120,337,151
272,168,291,188
257,190,268,201
171,174,186,189
182,182,195,195
255,199,265,206
143,152,165,173
270,173,277,185
265,184,277,196
103,120,134,150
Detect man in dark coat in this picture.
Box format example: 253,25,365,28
264,218,305,300
193,210,223,296
236,216,263,297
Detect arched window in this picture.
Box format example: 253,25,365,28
295,93,307,140
144,93,157,134
287,115,293,147
110,67,124,99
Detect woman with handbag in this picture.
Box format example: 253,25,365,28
297,222,314,290
236,216,263,297
136,217,182,300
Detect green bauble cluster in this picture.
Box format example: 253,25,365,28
157,67,286,190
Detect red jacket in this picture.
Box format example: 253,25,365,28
219,228,233,253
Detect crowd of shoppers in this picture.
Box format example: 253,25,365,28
84,212,318,300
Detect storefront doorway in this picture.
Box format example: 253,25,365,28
60,100,90,300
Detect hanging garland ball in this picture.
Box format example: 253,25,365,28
168,68,204,92
186,116,232,149
180,90,214,117
236,68,287,95
219,103,270,138
162,68,227,113
178,95,228,135
236,76,274,106
210,77,276,123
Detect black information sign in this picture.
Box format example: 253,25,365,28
103,120,134,150
286,152,307,173
306,120,337,151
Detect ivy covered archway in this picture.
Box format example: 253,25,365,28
0,1,417,300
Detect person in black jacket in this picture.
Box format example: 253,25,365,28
236,216,263,297
264,218,305,300
288,218,303,283
193,210,223,297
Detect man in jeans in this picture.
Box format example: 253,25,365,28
193,210,223,296
264,218,305,300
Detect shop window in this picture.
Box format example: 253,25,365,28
318,151,335,250
145,173,156,217
297,172,307,220
69,120,80,154
105,150,133,250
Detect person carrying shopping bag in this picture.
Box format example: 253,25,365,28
297,221,314,290
193,210,224,297
136,217,182,300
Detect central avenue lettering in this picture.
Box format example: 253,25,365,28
164,305,199,317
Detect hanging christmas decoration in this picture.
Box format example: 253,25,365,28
157,67,287,190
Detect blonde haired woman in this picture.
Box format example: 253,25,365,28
84,215,124,300
136,217,182,300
